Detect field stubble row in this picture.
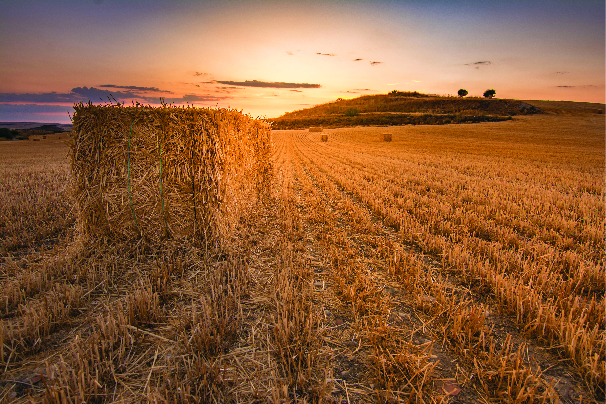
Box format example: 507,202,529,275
0,110,603,402
272,113,604,400
287,132,570,402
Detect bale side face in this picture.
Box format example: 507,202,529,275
70,104,271,247
382,133,392,142
321,135,328,142
309,127,323,132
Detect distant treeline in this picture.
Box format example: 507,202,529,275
268,113,512,130
0,128,19,140
0,124,66,140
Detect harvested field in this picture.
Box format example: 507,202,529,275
0,107,604,403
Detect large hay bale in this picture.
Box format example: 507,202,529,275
309,127,323,132
70,103,271,248
381,133,392,142
321,135,328,142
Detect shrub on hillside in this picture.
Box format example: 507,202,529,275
344,107,359,117
0,128,19,140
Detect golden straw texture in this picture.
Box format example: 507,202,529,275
70,103,271,247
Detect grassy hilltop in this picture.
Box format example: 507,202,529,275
268,91,544,129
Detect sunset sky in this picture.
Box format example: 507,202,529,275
0,0,604,123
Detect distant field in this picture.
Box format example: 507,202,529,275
0,138,73,255
0,106,604,402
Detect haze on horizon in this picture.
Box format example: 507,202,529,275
0,0,604,124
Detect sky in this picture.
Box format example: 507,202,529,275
0,0,604,124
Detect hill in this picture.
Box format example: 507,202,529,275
268,91,543,130
0,122,72,131
0,122,71,140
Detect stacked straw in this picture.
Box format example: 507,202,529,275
70,103,271,247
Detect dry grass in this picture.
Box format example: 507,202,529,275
0,102,603,403
0,139,74,255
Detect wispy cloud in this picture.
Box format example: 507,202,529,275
216,80,321,89
557,84,600,88
353,58,363,61
194,72,210,76
0,87,134,103
286,51,294,55
213,86,242,94
465,61,491,70
554,71,569,75
72,86,139,100
0,92,75,103
0,86,229,105
98,84,173,93
168,94,226,103
317,52,336,56
0,103,73,113
370,61,383,66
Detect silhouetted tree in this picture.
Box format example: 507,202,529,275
458,89,468,97
483,89,496,98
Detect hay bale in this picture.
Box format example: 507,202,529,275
70,103,271,247
309,127,323,132
381,133,392,142
321,135,328,142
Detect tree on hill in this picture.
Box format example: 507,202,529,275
458,89,468,97
483,89,496,98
